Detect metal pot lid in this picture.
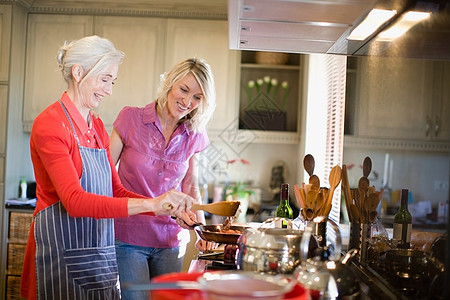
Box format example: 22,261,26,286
240,227,305,251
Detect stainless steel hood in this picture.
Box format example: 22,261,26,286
228,0,450,60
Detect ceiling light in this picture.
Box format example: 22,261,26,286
376,11,431,41
347,9,397,41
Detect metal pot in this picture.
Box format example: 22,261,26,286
236,218,318,274
194,224,248,244
295,217,360,299
384,249,430,280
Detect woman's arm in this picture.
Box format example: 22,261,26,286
182,154,205,221
110,127,124,166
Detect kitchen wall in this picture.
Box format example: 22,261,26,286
202,140,301,202
343,148,449,205
343,55,450,216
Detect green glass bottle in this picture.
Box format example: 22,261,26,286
393,189,412,249
275,183,293,228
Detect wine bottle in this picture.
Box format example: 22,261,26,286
275,183,293,228
392,189,412,249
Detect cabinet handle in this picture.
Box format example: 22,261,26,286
434,116,441,137
425,115,432,136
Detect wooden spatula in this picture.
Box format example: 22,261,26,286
163,201,240,216
192,201,241,216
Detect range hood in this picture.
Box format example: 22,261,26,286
228,0,450,60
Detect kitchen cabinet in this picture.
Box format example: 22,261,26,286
23,14,168,131
93,16,166,131
356,56,435,140
22,15,237,135
346,56,450,150
22,14,94,132
0,87,6,256
164,18,238,136
0,85,7,154
0,5,11,82
432,60,450,140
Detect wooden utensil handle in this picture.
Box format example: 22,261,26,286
342,165,354,222
163,203,173,210
191,203,201,210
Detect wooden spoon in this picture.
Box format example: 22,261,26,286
325,165,342,211
303,154,315,177
350,204,360,223
369,211,378,223
163,201,240,216
351,188,360,209
192,201,241,216
358,177,370,221
294,184,306,209
322,201,333,217
305,208,315,221
341,165,354,222
315,191,325,215
367,193,380,211
363,156,372,178
309,175,320,191
306,190,318,210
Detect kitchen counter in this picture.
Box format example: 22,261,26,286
188,256,442,299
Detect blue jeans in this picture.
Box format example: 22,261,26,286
115,239,183,300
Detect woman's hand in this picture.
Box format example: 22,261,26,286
133,189,195,218
174,211,199,229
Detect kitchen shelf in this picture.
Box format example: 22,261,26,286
344,135,450,152
238,51,302,133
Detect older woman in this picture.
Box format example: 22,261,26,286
20,36,196,300
110,57,217,299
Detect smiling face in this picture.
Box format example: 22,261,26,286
78,63,118,111
166,73,204,120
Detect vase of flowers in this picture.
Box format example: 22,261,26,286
241,76,289,131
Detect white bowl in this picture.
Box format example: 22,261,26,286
198,271,294,300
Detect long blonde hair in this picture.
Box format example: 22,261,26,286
156,58,216,132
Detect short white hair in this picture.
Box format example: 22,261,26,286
57,35,125,86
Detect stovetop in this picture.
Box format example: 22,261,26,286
197,251,237,271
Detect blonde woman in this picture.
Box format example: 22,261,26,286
110,58,217,300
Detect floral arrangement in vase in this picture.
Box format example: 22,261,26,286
245,76,290,111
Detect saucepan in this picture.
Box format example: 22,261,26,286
194,224,249,244
384,249,430,280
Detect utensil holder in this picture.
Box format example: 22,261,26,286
348,223,371,263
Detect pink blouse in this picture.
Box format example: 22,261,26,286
113,102,209,247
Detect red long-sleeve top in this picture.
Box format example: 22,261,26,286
21,92,145,299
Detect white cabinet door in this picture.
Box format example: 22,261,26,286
0,5,11,82
23,14,94,131
94,16,166,131
164,19,239,134
0,85,7,154
356,56,434,140
431,60,450,141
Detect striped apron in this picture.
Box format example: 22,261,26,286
34,101,120,300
